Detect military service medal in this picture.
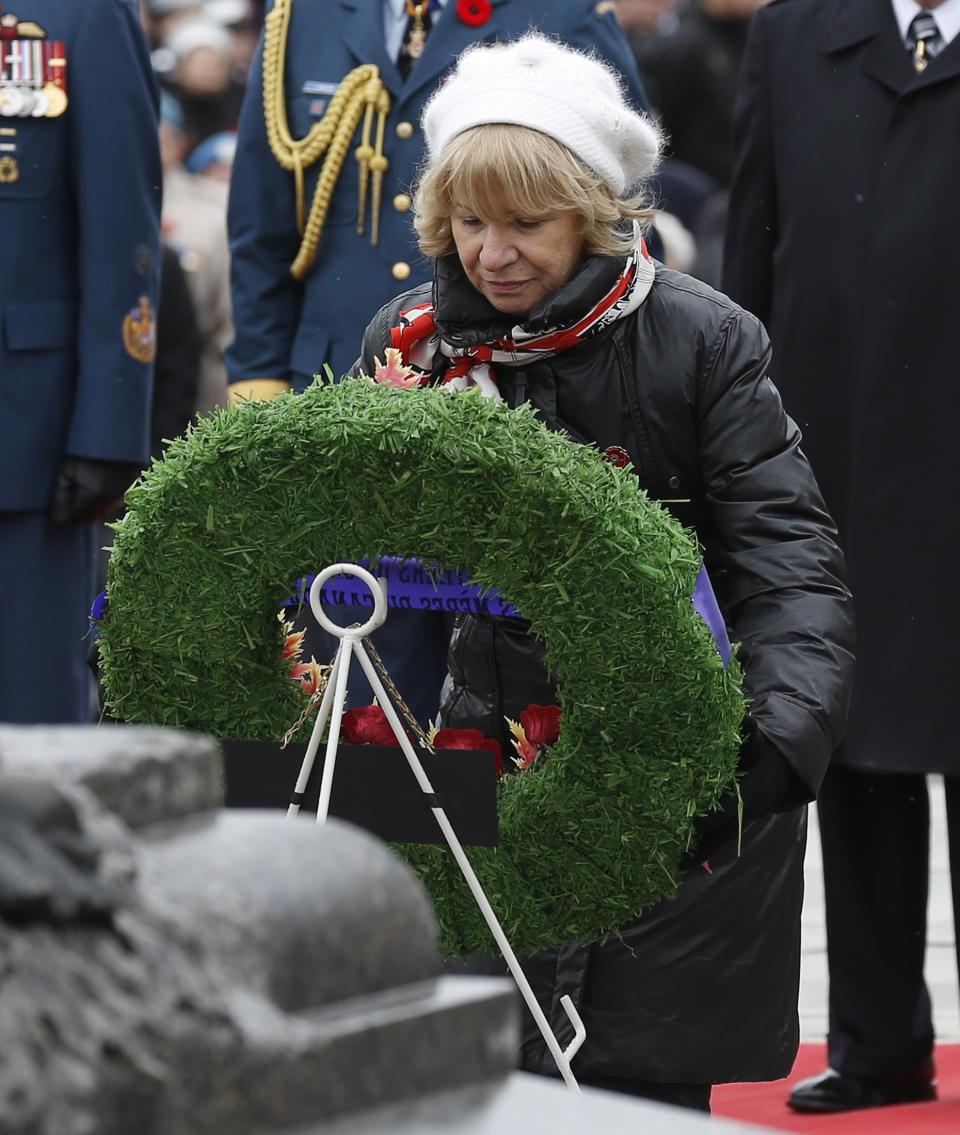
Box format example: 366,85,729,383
43,41,67,116
403,0,428,60
0,9,67,119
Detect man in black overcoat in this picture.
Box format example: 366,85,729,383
723,0,960,1114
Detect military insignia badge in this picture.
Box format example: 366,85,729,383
123,297,157,364
0,153,17,181
0,8,68,119
302,80,337,118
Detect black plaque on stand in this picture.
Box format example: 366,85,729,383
222,741,499,847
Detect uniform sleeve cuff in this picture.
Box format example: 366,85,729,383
228,379,292,404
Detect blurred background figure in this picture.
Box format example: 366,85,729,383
617,0,683,38
161,97,232,414
617,0,765,287
651,206,698,273
181,131,234,412
622,0,762,187
158,86,191,170
144,0,258,85
185,128,236,184
205,0,260,82
151,248,203,459
156,16,245,148
141,0,203,49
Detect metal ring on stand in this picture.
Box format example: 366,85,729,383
308,563,387,638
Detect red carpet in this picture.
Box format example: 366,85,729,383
713,1044,960,1133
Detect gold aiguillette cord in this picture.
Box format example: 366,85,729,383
262,0,391,278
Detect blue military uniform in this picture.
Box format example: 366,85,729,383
0,0,161,722
227,0,649,722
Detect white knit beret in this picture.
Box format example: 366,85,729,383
421,35,661,195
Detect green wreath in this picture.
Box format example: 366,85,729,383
99,378,745,954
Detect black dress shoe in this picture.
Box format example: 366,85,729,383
788,1064,937,1113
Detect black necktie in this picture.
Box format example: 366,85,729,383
907,11,944,73
398,1,433,80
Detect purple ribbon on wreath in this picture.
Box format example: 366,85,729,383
90,558,731,667
283,557,733,668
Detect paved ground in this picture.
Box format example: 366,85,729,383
800,776,959,1042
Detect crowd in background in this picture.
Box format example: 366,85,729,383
619,0,764,281
138,0,263,445
138,0,763,449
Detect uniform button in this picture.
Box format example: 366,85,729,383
393,192,412,212
395,120,415,140
392,261,412,281
668,475,681,491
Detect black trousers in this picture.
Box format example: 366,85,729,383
1,512,96,723
818,765,960,1078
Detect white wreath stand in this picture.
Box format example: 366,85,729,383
287,563,586,1090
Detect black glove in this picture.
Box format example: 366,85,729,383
49,457,140,528
691,715,806,861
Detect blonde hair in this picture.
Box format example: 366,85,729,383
414,124,655,258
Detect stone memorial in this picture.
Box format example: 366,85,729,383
0,725,772,1134
0,725,513,1134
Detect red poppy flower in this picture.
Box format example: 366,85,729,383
342,705,400,747
434,727,505,778
519,704,562,748
456,0,492,28
602,445,631,469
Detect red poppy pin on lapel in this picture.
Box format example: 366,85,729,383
456,0,493,28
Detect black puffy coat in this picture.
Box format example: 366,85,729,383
356,262,854,1083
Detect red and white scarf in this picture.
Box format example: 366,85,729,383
389,232,656,401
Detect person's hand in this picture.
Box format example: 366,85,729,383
692,715,807,860
49,457,140,527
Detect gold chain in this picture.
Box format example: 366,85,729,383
279,639,434,755
365,637,436,754
262,0,391,279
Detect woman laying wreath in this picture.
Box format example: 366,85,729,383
350,34,855,1112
